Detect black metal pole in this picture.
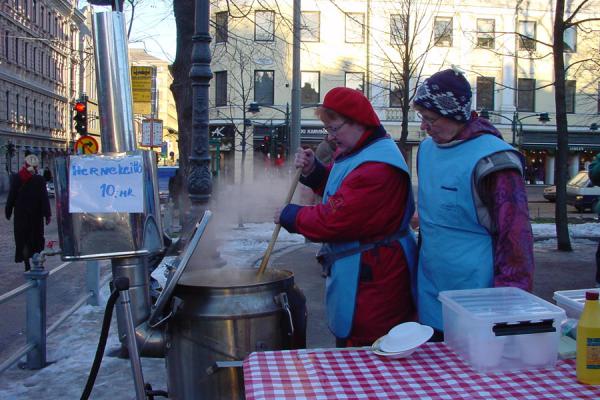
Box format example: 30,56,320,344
511,111,518,146
188,0,213,217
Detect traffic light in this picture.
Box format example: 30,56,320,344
261,135,271,155
73,100,88,136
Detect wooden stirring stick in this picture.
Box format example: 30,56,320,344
257,168,303,276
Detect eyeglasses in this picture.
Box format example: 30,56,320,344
323,121,347,135
416,111,441,126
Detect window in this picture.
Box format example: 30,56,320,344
254,70,274,105
390,15,407,46
301,71,320,104
24,42,28,67
255,10,274,42
389,75,402,107
564,26,577,53
345,13,364,43
345,72,364,93
518,21,536,51
597,83,600,114
301,12,320,42
517,78,535,112
434,17,452,47
5,91,8,121
32,0,37,23
214,71,227,107
4,31,8,58
566,80,576,113
476,77,494,110
215,12,228,43
476,19,495,49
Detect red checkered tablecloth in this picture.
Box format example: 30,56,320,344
243,342,600,399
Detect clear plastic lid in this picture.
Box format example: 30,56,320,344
439,287,565,322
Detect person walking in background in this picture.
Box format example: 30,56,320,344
276,87,418,347
588,154,600,286
43,166,52,183
412,68,534,340
5,154,51,271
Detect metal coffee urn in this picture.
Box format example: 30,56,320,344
145,213,307,399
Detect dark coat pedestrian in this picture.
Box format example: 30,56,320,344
43,166,52,182
5,155,52,270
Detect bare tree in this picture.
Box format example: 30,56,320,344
552,0,600,250
377,0,442,150
170,0,194,203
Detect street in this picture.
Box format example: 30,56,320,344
0,184,596,367
0,194,110,363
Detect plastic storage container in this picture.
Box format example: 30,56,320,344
439,287,566,373
553,289,600,319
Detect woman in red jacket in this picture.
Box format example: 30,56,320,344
277,88,417,347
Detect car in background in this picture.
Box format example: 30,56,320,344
566,170,600,212
543,185,556,202
157,166,179,203
46,182,55,198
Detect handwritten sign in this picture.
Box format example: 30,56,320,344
69,154,144,213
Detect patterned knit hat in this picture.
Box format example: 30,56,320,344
413,68,472,122
322,87,381,127
24,154,39,173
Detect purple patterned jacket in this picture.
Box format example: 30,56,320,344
452,116,534,291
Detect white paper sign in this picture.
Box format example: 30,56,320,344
69,154,144,213
141,119,163,147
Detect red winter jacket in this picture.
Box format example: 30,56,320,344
280,127,416,346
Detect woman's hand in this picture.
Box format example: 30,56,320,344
294,147,316,176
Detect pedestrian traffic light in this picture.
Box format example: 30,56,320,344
73,100,88,136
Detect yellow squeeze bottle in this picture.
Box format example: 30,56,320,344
576,291,600,384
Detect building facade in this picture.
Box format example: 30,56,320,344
208,0,600,184
129,47,179,166
0,0,92,192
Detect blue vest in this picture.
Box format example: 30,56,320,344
417,135,517,330
323,137,417,339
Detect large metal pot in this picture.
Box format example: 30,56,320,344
165,267,306,400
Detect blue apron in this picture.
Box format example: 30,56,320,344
417,135,519,330
322,137,417,339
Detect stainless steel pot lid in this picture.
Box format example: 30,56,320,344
148,210,212,326
178,268,292,288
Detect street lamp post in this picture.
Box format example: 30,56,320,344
188,0,213,221
479,109,550,148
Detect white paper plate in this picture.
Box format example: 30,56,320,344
379,322,434,353
371,337,418,359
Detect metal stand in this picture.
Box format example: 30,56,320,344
114,277,147,400
111,257,151,355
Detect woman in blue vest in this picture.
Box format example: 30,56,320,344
277,87,418,347
413,68,534,341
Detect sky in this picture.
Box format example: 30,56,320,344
0,221,598,398
85,0,177,62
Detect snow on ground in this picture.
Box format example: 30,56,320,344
0,221,599,399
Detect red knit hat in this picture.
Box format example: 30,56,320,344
322,87,381,127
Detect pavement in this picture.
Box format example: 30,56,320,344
0,183,599,398
0,235,597,399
